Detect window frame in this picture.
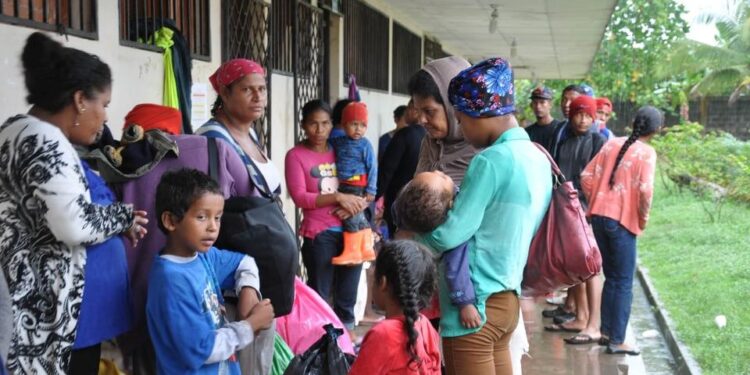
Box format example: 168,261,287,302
343,0,389,91
118,0,211,61
0,0,98,40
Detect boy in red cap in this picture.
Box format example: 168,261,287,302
329,102,378,265
596,97,614,139
544,95,606,338
552,95,606,209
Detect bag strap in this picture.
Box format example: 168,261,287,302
201,120,278,200
207,137,219,182
532,142,567,185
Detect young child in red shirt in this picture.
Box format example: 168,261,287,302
349,240,442,375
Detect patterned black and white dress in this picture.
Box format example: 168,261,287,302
0,115,134,374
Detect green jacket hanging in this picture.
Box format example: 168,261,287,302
153,27,180,109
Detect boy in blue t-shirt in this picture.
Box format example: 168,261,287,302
329,102,378,265
146,169,274,375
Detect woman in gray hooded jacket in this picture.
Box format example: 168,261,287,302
408,56,479,186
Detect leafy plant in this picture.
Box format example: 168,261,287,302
652,122,750,215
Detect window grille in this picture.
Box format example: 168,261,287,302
343,0,388,91
119,0,210,60
0,0,97,39
424,37,448,64
392,21,421,95
270,0,294,74
222,0,271,156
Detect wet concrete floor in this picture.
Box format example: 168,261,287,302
520,278,676,375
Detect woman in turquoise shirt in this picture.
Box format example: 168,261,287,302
419,58,552,375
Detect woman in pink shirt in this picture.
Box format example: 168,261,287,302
284,99,368,334
580,106,663,356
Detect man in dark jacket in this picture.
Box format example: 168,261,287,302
525,86,561,153
377,101,426,234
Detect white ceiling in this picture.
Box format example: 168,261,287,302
377,0,618,79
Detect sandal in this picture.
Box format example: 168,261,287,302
606,344,640,356
544,323,581,333
564,334,600,345
553,312,576,324
598,337,610,346
542,306,567,318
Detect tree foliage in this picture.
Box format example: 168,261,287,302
587,0,691,106
663,0,750,103
514,0,693,120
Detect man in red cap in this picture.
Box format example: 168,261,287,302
596,97,615,139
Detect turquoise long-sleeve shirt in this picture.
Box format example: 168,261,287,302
419,127,552,337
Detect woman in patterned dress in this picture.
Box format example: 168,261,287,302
0,32,147,374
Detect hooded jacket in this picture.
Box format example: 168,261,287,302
415,56,479,186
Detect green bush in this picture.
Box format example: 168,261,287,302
653,122,750,204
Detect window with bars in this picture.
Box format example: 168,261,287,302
424,37,448,64
119,0,210,60
269,0,293,74
392,22,421,95
344,0,388,91
0,0,97,38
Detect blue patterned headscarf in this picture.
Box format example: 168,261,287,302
448,57,515,118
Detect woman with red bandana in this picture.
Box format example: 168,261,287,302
197,59,282,199
195,59,280,375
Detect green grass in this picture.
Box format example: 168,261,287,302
639,171,750,375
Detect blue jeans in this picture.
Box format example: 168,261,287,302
301,230,363,328
592,215,637,345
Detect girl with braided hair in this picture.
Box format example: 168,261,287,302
580,106,663,356
349,240,442,375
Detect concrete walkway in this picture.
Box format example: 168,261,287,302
520,278,676,375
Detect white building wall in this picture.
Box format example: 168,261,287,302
269,73,298,218
0,0,222,139
0,0,423,218
351,87,410,149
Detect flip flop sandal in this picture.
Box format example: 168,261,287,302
606,345,640,356
553,312,576,324
564,334,600,345
598,337,610,346
544,323,582,333
542,306,567,318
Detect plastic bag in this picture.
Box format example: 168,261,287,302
353,262,369,325
271,334,294,375
282,324,355,375
276,278,355,355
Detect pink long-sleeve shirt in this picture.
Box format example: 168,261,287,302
285,145,342,239
580,137,657,236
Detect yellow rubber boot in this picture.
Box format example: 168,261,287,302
360,228,376,262
332,231,364,265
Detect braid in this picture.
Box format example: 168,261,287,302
375,240,437,372
609,125,642,189
393,248,423,370
609,105,663,189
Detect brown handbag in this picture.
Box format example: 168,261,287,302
522,143,602,297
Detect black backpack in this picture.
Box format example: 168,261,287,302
207,137,298,316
